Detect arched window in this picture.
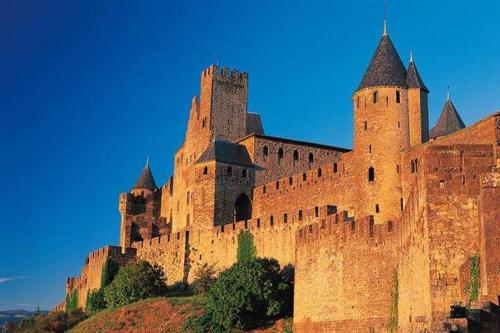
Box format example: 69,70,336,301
270,215,274,226
298,209,303,221
263,186,266,194
293,150,299,165
308,152,314,164
263,146,269,157
368,167,375,181
203,166,208,175
375,204,380,213
396,90,401,103
283,213,288,223
318,168,322,177
278,148,284,163
234,193,252,222
289,177,293,185
333,162,338,173
314,206,319,217
276,181,280,190
373,91,378,103
226,166,233,176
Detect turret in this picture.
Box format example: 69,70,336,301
429,92,466,139
131,158,157,197
352,22,409,223
406,53,430,145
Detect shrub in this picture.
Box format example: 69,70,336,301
192,263,218,295
204,257,293,330
237,230,256,262
86,288,106,315
170,281,190,293
101,258,120,288
104,260,166,308
66,289,79,312
18,309,86,333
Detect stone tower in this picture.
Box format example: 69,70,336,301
407,53,430,146
352,24,410,223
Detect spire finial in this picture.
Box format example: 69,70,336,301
446,85,450,101
383,2,389,36
410,51,413,62
146,156,150,167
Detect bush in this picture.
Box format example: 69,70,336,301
18,309,86,333
101,258,120,288
66,289,79,312
104,260,166,308
204,257,293,330
86,288,106,315
192,263,218,295
237,230,256,263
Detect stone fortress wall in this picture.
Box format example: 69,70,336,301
56,24,500,332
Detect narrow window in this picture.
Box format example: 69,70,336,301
289,177,293,185
398,121,401,128
242,169,247,178
318,168,322,177
368,167,375,181
303,173,307,181
257,218,261,227
396,90,401,103
278,148,284,163
400,198,404,211
373,91,378,103
315,206,319,217
276,181,280,190
308,152,314,164
414,159,418,172
375,204,380,213
293,150,299,165
411,160,415,173
283,213,288,223
298,210,303,221
263,146,269,157
263,185,266,194
386,96,388,106
187,191,190,205
202,118,206,128
226,166,232,176
396,165,400,174
203,166,208,175
368,145,372,153
439,180,445,189
270,215,274,226
364,121,367,131
333,162,338,173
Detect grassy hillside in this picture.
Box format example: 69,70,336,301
69,295,292,333
69,295,204,333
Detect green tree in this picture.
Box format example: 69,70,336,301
66,289,79,312
204,257,292,330
192,263,218,295
101,258,120,288
237,230,256,262
104,260,166,308
86,289,106,315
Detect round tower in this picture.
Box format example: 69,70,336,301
131,158,157,197
352,24,409,223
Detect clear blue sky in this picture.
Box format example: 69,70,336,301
1,0,498,311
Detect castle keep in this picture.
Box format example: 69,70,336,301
55,24,500,332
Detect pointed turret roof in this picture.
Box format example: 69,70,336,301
429,98,466,139
406,55,429,92
357,32,408,91
133,159,157,190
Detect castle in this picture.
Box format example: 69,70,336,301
54,23,500,332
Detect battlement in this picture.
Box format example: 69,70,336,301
254,156,352,198
201,64,248,86
296,211,398,247
131,230,189,249
83,245,136,267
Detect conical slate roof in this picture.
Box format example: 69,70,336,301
429,99,466,138
357,35,408,91
406,59,429,92
133,161,157,190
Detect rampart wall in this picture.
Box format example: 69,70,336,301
294,213,399,332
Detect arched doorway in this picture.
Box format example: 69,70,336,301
234,193,252,222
